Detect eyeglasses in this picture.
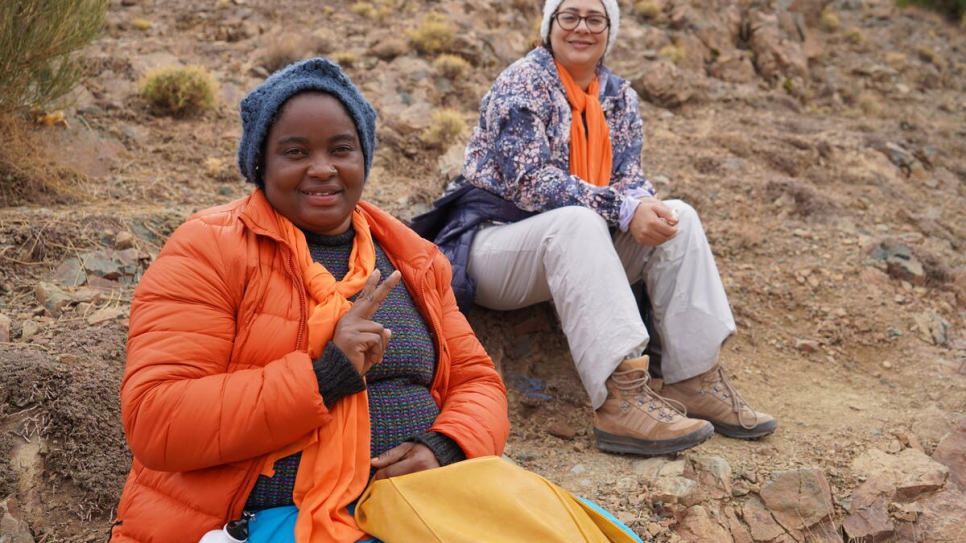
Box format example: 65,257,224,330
552,12,610,34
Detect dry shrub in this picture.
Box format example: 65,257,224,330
434,54,471,79
819,7,841,32
132,17,152,31
333,52,358,68
0,0,108,114
369,39,408,61
260,34,312,74
658,42,686,65
350,0,392,21
0,113,86,207
139,65,218,117
408,14,455,56
845,26,865,44
763,179,839,219
634,1,662,19
422,109,467,147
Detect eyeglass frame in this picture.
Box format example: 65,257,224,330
551,11,610,34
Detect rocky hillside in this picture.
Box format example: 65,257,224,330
0,0,964,541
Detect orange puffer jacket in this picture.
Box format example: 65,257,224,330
110,190,509,542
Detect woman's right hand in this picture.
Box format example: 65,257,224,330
333,269,402,375
628,198,678,246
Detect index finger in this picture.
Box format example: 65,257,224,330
350,270,402,320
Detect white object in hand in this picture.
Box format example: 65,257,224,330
199,526,246,543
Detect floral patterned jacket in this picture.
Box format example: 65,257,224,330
459,46,656,227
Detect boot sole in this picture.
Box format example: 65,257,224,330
703,418,778,440
593,423,715,456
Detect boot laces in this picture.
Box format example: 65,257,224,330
611,368,688,422
702,366,759,430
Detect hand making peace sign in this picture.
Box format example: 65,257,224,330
332,269,403,375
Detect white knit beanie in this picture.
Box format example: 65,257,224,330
540,0,620,56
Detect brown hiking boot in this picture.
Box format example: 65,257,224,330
594,356,715,456
660,365,778,440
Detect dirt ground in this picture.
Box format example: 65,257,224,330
0,0,964,541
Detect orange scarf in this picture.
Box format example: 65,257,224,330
554,59,613,187
265,202,376,542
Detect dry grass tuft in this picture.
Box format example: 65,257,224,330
408,14,456,56
434,54,472,79
634,1,662,20
845,26,866,44
350,0,392,21
260,34,313,74
658,42,686,65
819,7,841,32
0,113,87,207
422,109,467,147
131,17,152,31
332,52,358,68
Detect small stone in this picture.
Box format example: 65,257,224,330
21,320,41,341
795,338,821,353
882,361,893,369
114,230,136,250
547,420,576,440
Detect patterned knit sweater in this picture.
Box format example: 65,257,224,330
245,227,465,511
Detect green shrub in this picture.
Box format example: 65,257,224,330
0,0,108,114
139,65,219,117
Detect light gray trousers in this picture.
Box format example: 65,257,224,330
467,201,736,410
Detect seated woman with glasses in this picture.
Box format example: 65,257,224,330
412,0,778,457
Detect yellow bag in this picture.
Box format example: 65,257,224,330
354,456,641,543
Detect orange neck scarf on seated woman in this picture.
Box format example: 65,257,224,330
554,58,613,187
265,201,376,542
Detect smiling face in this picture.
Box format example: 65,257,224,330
262,92,366,236
549,0,609,77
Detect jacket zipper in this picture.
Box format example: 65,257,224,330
227,239,308,522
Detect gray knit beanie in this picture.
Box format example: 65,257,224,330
540,0,620,56
237,57,377,186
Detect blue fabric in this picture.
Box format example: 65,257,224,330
247,505,380,543
408,181,535,311
576,497,645,543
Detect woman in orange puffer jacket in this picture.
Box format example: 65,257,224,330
110,58,508,543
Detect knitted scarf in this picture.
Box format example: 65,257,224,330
554,58,613,187
264,205,376,542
